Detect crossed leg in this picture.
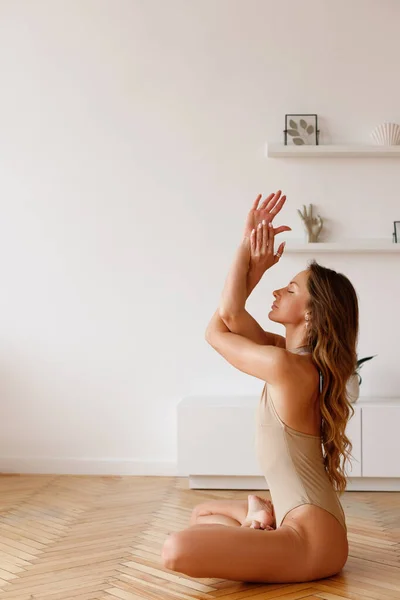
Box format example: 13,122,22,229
189,498,248,527
162,522,313,583
190,496,275,529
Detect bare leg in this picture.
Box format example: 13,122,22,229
190,495,275,529
162,523,312,583
196,514,241,527
190,499,248,528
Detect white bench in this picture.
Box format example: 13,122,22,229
177,395,400,491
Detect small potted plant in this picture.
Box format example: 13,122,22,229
347,355,376,403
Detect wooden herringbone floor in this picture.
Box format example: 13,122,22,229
0,475,399,599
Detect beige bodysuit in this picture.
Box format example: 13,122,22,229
255,346,347,532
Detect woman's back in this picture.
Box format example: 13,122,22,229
268,345,322,437
255,346,347,533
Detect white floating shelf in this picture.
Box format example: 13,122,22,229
266,143,400,158
283,240,400,253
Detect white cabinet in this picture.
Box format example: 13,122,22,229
177,395,364,486
361,405,400,477
344,405,362,477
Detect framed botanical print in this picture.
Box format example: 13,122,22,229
284,114,319,145
394,221,400,243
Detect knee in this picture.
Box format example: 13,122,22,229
190,503,208,526
161,532,187,571
189,505,199,526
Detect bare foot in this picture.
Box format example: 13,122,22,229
242,494,276,530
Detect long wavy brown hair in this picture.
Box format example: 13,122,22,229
304,260,359,495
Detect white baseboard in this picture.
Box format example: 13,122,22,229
187,475,400,491
2,460,400,492
0,458,177,476
345,478,400,491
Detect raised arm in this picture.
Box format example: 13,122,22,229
205,195,291,382
222,310,286,347
217,192,289,346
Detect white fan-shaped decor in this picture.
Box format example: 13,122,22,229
370,122,400,145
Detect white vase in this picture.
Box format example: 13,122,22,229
346,374,360,403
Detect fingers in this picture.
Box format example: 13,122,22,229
250,225,257,254
251,221,286,264
268,194,287,219
259,191,278,211
267,221,274,256
255,220,272,255
273,225,292,235
274,241,286,262
260,190,282,211
260,221,267,254
252,194,262,211
260,190,282,210
252,219,266,253
258,190,287,217
257,220,263,250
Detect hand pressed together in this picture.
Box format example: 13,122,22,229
243,190,291,274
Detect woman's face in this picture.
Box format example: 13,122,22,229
269,269,311,326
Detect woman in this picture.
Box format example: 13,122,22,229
162,191,358,583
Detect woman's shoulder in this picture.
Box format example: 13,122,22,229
274,350,321,402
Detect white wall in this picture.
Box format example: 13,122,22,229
0,0,399,475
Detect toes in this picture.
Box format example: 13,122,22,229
250,520,273,531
